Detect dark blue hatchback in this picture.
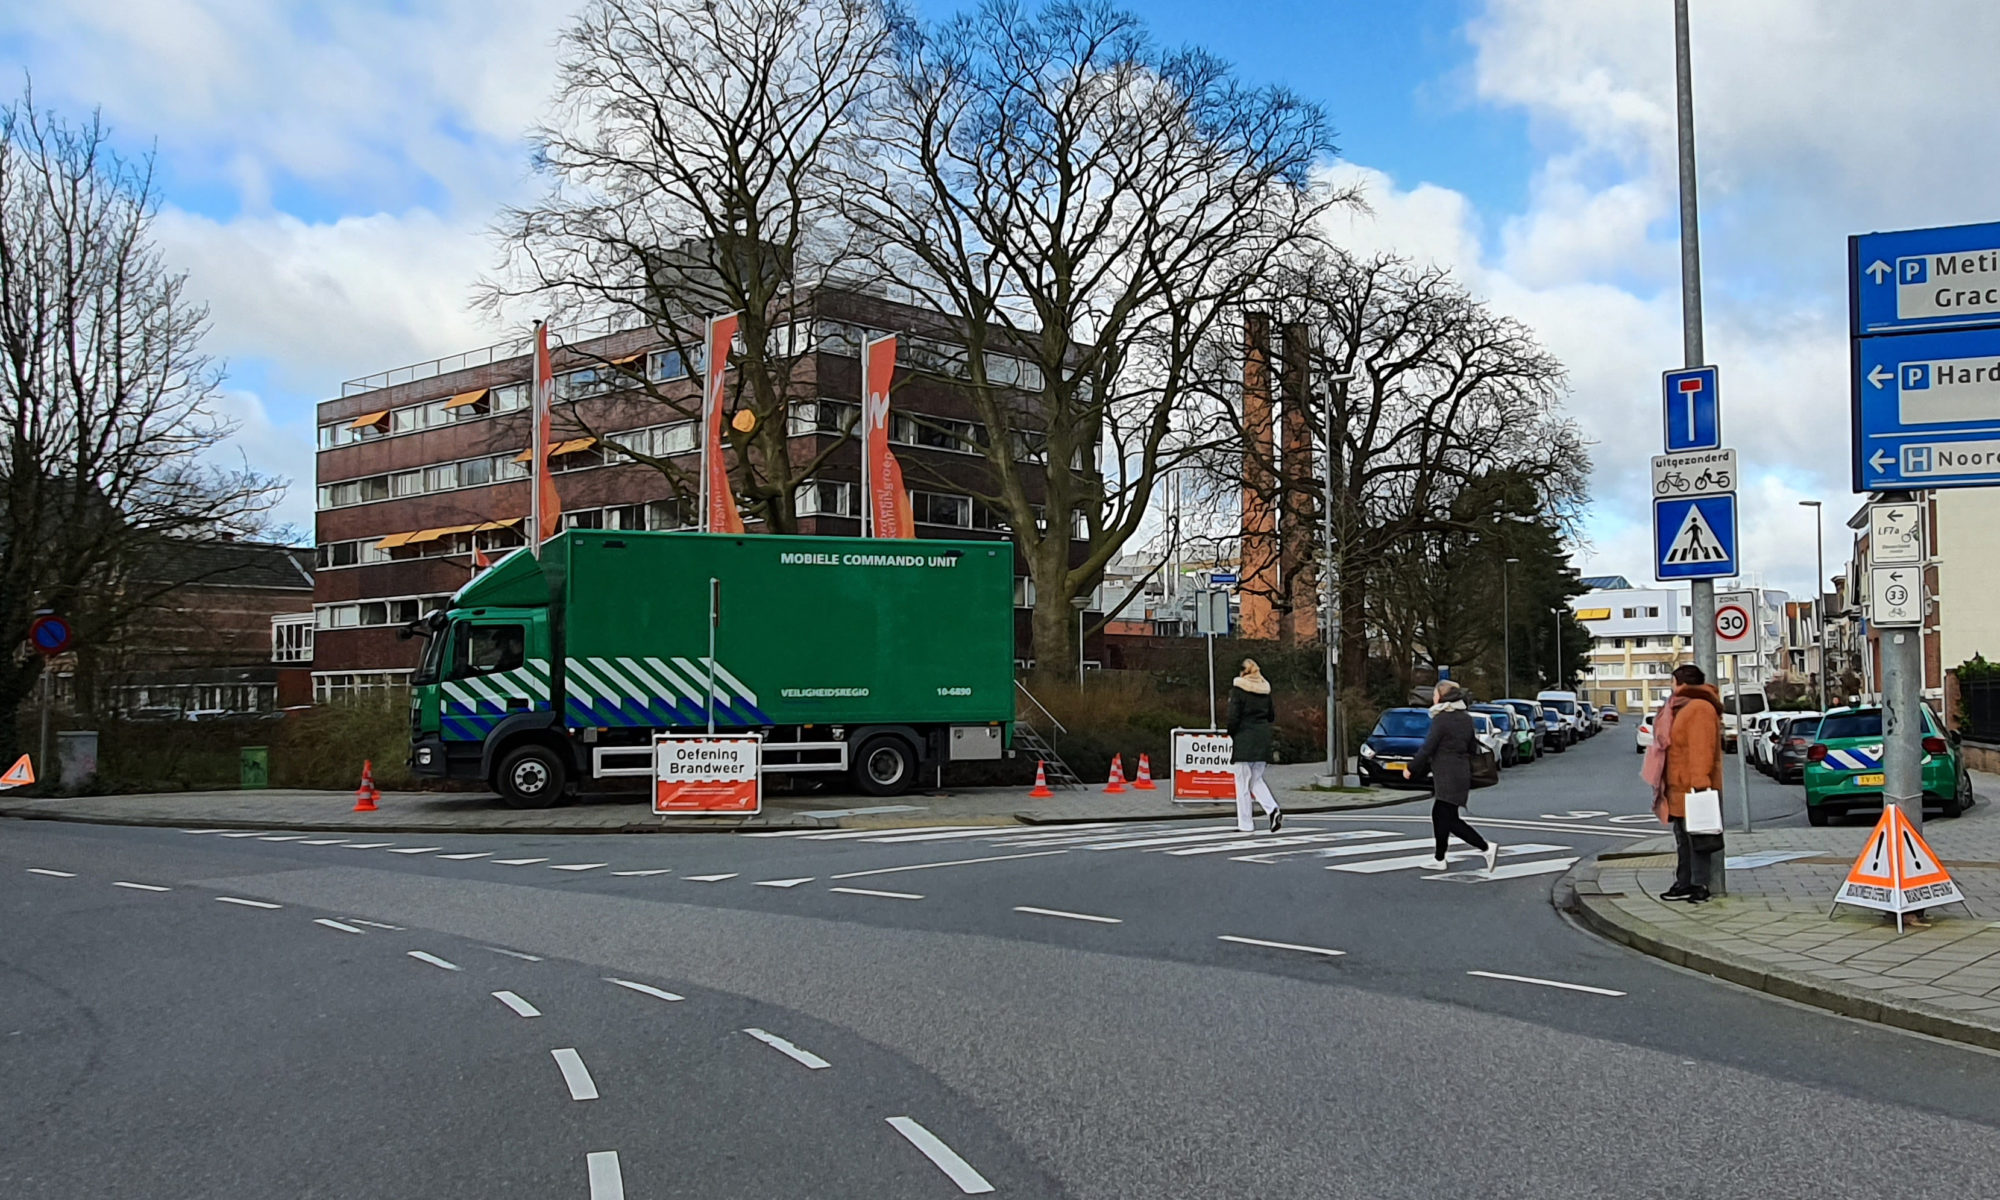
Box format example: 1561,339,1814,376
1360,707,1432,786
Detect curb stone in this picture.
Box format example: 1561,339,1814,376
1561,853,2000,1054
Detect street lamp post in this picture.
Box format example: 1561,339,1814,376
1502,557,1520,698
1072,594,1090,692
1554,608,1564,691
1322,370,1358,788
1799,500,1827,713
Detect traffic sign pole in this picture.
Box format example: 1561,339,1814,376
1868,493,1927,831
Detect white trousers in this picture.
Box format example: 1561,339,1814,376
1234,761,1280,832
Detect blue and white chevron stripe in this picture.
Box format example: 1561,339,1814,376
562,655,771,728
440,659,553,740
1824,744,1884,772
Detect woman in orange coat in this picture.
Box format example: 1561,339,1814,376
1656,663,1724,903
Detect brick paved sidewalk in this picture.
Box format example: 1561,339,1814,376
0,760,1395,834
1570,785,2000,1050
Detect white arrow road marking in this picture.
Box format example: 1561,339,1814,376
491,991,542,1018
829,887,924,900
26,868,75,878
215,897,281,909
605,978,683,1002
408,951,460,971
754,877,814,888
742,1028,830,1069
1217,935,1345,957
1467,970,1625,997
314,919,363,934
113,882,170,892
586,1151,624,1200
1014,905,1121,924
886,1117,995,1195
551,1048,600,1100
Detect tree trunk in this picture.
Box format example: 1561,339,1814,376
1026,537,1079,690
1338,570,1368,704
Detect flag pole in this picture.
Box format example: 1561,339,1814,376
531,319,548,558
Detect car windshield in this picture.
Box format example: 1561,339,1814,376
1545,699,1577,715
1818,711,1882,740
1373,711,1430,738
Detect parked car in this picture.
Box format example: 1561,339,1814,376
1770,712,1823,784
1471,704,1534,766
1359,707,1500,788
1538,691,1585,743
1600,706,1620,724
1469,710,1512,767
1635,704,1657,754
1743,713,1778,772
1803,705,1975,825
1496,699,1551,755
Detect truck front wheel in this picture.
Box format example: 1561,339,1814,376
495,744,568,809
852,735,916,797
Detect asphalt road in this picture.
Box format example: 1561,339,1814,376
4,729,1997,1198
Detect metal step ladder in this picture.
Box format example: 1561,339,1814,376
1015,681,1086,790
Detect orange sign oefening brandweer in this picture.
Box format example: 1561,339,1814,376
653,733,761,815
1171,729,1236,803
1831,803,1965,927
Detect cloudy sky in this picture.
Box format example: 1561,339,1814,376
6,0,1998,598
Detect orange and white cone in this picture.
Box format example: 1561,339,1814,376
1028,760,1055,798
1103,753,1127,794
353,760,380,813
1131,753,1157,790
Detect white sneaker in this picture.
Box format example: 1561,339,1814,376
1424,857,1452,872
1483,843,1500,873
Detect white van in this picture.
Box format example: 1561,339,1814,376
1537,691,1585,742
1720,690,1768,753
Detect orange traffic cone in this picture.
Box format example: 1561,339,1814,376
1028,760,1055,798
353,760,380,812
1132,753,1157,790
1103,753,1127,794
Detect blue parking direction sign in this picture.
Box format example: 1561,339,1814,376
1852,324,2000,490
1662,366,1720,452
1654,494,1737,581
1852,221,2000,335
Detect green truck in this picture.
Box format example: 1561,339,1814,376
407,529,1017,807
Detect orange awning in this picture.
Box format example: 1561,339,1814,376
610,351,644,366
513,446,533,463
406,524,478,544
473,518,524,532
552,436,597,456
347,410,389,430
373,531,418,550
442,388,490,410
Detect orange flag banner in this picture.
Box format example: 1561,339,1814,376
863,333,913,538
531,322,563,548
703,312,745,534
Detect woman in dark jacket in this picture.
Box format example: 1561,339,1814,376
1409,680,1499,873
1226,658,1284,834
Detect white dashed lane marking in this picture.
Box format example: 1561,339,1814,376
26,868,75,878
484,946,543,962
385,847,444,855
216,897,282,910
753,877,814,888
886,1117,995,1194
341,843,395,850
349,919,403,930
828,849,1067,880
611,869,672,877
1217,935,1345,958
436,852,492,860
742,1028,831,1069
548,863,608,872
1467,970,1626,997
314,919,364,934
551,1048,600,1100
112,882,170,892
492,991,542,1018
219,832,266,838
829,887,924,900
494,858,550,866
586,1151,624,1199
682,873,739,882
1013,905,1121,925
298,839,349,846
257,835,310,842
605,978,683,1003
408,951,461,971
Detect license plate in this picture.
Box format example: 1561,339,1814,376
1857,773,1885,787
1390,763,1409,775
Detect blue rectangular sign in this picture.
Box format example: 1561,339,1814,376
1654,494,1737,581
1662,366,1720,452
1852,324,2000,490
1852,221,2000,336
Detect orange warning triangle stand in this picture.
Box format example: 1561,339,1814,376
0,753,33,789
1831,803,1967,929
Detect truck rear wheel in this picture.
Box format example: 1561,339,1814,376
852,735,916,797
495,744,568,809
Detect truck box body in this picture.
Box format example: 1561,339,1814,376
408,530,1017,804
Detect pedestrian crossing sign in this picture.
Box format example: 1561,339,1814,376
1831,803,1966,927
0,753,32,789
1654,494,1738,581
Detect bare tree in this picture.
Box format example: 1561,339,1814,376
483,0,892,530
1190,249,1586,694
0,91,280,758
852,0,1349,681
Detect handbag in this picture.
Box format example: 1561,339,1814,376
1684,787,1723,835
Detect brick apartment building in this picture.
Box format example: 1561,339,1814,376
311,287,1084,700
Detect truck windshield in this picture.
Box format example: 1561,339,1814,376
413,626,448,686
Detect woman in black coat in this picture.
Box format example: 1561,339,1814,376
1409,680,1499,873
1225,658,1284,834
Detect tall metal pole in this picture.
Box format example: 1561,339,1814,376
1674,0,1717,682
1324,399,1339,781
1555,609,1563,689
1878,492,1926,831
1502,558,1518,699
1802,500,1828,712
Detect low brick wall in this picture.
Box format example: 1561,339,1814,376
1963,739,2000,775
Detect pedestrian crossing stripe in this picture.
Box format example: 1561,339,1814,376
1663,503,1729,564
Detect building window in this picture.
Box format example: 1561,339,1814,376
911,491,972,528
272,615,314,664
492,382,530,412
788,399,857,437
313,670,412,703
315,595,450,631
646,498,689,530
561,510,605,530
1611,637,1624,648
796,480,859,518
892,412,983,454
